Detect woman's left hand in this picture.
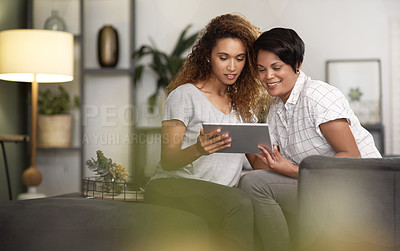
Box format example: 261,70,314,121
255,145,299,178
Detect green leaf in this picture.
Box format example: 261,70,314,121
148,93,157,114
132,45,153,59
74,96,80,109
179,32,199,54
167,56,184,76
132,24,199,109
171,24,198,56
38,86,78,115
133,64,144,85
95,150,112,177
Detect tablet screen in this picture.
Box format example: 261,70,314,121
202,123,273,154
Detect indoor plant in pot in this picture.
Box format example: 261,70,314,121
37,86,79,148
133,24,199,113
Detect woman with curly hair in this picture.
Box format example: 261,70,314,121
144,13,267,251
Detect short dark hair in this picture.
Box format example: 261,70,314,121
254,27,305,72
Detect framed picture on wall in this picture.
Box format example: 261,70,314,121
326,59,382,125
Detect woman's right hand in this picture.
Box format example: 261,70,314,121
196,128,232,155
256,145,299,178
161,121,232,171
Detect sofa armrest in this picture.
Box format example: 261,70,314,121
297,155,400,251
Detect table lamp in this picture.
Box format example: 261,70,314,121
0,29,73,199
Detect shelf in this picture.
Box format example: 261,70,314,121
37,147,81,152
81,0,136,183
29,0,137,194
83,68,133,75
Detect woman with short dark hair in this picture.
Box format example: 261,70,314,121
241,27,381,251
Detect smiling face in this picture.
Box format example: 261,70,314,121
257,49,301,103
209,38,246,86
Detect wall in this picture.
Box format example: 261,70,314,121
134,0,400,155
0,0,28,201
1,0,398,199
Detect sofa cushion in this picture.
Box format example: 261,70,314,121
0,193,210,251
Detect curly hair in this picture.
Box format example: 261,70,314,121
166,13,269,122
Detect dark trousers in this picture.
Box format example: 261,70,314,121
145,178,254,251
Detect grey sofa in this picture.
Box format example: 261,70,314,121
297,155,400,251
0,193,210,251
3,156,399,251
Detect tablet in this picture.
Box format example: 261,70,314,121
202,123,273,154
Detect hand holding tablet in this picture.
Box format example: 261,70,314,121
202,123,273,154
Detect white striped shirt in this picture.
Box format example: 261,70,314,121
267,71,381,166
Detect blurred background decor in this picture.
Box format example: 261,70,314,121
82,150,144,201
37,86,79,148
133,24,198,113
0,29,74,199
97,24,119,67
44,9,66,31
326,59,382,125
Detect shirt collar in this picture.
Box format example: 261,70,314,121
283,70,307,108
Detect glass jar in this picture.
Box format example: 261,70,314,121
44,10,66,31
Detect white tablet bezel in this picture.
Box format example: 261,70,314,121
202,123,273,154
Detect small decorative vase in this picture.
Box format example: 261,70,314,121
97,25,119,67
44,10,66,31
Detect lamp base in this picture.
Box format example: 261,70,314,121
17,186,46,200
22,166,42,187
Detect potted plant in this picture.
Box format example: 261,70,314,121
132,24,199,113
37,86,80,148
85,150,129,196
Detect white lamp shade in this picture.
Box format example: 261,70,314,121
0,29,73,83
